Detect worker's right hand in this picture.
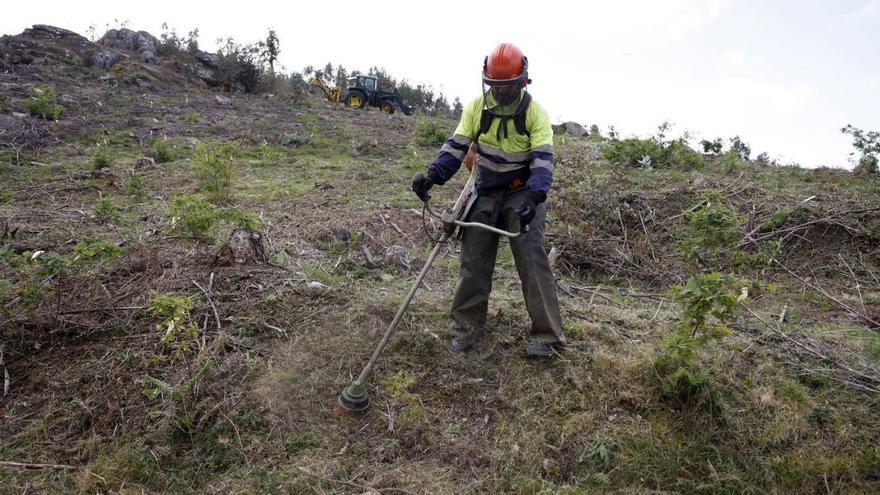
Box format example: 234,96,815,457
411,172,434,202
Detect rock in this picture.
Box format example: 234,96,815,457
87,48,123,69
26,25,80,38
214,94,233,106
12,112,28,118
139,49,157,64
98,29,159,64
194,50,220,69
564,121,588,137
283,133,310,147
331,227,351,243
182,63,218,87
135,156,155,170
2,25,97,67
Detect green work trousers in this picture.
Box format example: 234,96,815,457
450,186,566,345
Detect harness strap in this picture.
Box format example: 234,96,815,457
478,92,532,140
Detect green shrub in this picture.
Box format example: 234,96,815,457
0,94,11,113
26,85,63,120
74,240,121,261
758,204,813,231
169,194,258,238
125,171,144,198
679,191,743,262
169,194,221,237
149,292,198,357
602,137,703,169
93,146,114,170
150,139,174,164
656,272,754,403
415,119,449,146
665,141,705,169
194,141,236,201
602,138,663,167
855,154,878,174
719,149,746,173
841,124,879,173
93,196,120,224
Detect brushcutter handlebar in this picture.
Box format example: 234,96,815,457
423,200,524,238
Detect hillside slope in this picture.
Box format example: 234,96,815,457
2,25,880,494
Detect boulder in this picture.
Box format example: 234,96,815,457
331,227,351,243
214,94,233,106
139,49,156,64
25,25,81,39
135,157,155,170
87,48,123,69
1,25,96,67
563,122,588,137
194,50,220,69
98,29,159,64
183,63,218,87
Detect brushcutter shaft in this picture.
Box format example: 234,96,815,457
351,235,448,389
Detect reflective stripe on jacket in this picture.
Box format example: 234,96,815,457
428,90,554,194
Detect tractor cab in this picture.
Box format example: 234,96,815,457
343,75,413,115
352,75,377,92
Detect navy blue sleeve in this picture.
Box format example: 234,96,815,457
427,133,472,184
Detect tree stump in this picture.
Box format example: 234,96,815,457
212,229,268,266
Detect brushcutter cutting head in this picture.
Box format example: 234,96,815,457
338,383,370,412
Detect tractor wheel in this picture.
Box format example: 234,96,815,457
380,100,395,114
344,90,366,110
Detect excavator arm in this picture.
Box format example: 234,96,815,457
308,76,341,102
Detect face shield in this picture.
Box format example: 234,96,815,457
481,58,530,109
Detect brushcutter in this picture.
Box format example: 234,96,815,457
338,167,525,412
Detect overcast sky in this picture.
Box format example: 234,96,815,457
4,0,879,167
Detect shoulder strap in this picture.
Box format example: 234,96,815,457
477,92,532,139
513,92,532,137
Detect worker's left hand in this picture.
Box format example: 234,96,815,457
515,190,546,231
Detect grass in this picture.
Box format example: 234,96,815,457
1,78,879,495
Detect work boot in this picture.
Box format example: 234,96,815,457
526,336,560,358
450,326,484,353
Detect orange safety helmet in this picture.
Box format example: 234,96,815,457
482,43,530,88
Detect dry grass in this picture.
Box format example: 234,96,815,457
1,54,880,494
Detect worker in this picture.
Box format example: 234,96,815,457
411,42,566,358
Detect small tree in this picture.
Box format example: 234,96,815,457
261,29,280,74
452,97,463,117
700,138,723,155
334,65,348,91
841,124,880,174
729,135,751,160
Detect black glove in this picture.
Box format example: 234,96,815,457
514,190,547,233
411,172,435,201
